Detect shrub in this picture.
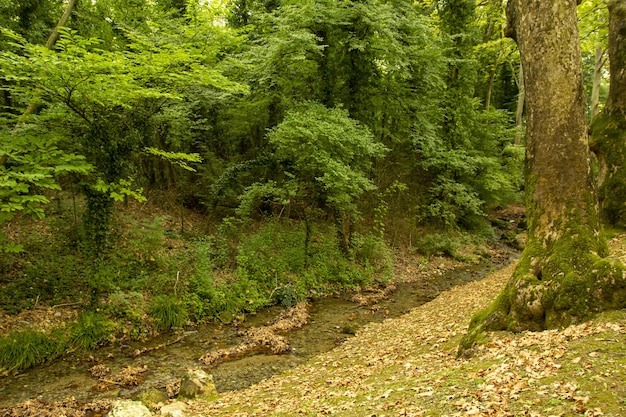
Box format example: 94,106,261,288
149,295,189,331
351,233,393,276
70,311,114,350
104,290,144,321
273,286,298,307
235,219,306,288
0,329,65,373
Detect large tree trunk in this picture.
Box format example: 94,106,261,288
591,0,626,226
460,0,626,355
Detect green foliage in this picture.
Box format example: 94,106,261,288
0,0,245,250
0,126,92,252
149,295,189,331
236,220,306,283
104,290,145,321
267,102,388,216
373,182,408,239
69,311,114,351
351,232,393,276
0,329,65,374
414,231,465,258
143,147,203,172
274,286,298,307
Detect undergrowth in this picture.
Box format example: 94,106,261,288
0,329,66,375
0,190,498,374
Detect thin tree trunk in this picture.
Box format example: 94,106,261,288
485,63,496,110
514,63,525,145
46,0,78,49
19,0,78,120
591,45,604,120
606,0,626,115
591,0,626,225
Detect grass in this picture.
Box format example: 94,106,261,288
149,295,189,331
69,311,114,350
0,329,65,374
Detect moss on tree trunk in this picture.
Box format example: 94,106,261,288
592,114,626,226
459,0,626,355
591,0,626,226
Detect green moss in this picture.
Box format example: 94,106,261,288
459,209,626,356
591,113,626,227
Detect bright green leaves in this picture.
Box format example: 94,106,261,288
267,102,387,215
235,103,387,220
0,0,245,253
92,178,146,203
0,127,91,252
143,148,203,172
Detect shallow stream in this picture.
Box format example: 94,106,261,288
0,253,516,408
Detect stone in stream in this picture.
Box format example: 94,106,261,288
178,369,218,400
107,399,153,417
160,401,187,417
134,388,169,410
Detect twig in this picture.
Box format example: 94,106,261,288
52,302,82,308
131,335,185,357
100,379,126,386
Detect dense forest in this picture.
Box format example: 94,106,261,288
0,0,616,373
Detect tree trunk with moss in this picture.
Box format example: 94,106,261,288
459,0,626,354
591,0,626,226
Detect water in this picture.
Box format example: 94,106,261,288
0,255,514,408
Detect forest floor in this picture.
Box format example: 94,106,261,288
3,236,626,416
182,236,626,417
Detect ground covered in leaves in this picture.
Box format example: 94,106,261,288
183,242,626,416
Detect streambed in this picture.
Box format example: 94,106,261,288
0,252,516,409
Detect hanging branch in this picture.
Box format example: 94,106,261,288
18,0,78,121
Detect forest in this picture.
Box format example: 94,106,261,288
0,0,623,395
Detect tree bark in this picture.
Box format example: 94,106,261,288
460,0,626,355
606,0,626,115
19,0,78,120
591,0,626,226
591,45,604,120
514,62,524,145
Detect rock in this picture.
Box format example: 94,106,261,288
135,388,168,410
160,401,187,417
107,400,152,417
178,369,218,400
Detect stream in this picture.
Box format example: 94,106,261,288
0,251,517,408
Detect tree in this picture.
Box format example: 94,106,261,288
578,0,610,120
591,0,626,226
459,0,626,353
413,0,520,230
1,2,245,253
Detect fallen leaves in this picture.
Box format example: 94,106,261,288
89,364,148,391
184,259,626,417
200,303,310,366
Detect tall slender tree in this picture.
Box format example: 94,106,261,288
460,0,626,354
591,0,626,226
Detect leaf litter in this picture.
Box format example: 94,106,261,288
186,249,626,416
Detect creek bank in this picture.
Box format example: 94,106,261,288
0,246,518,414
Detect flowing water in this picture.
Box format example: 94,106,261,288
0,253,516,408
